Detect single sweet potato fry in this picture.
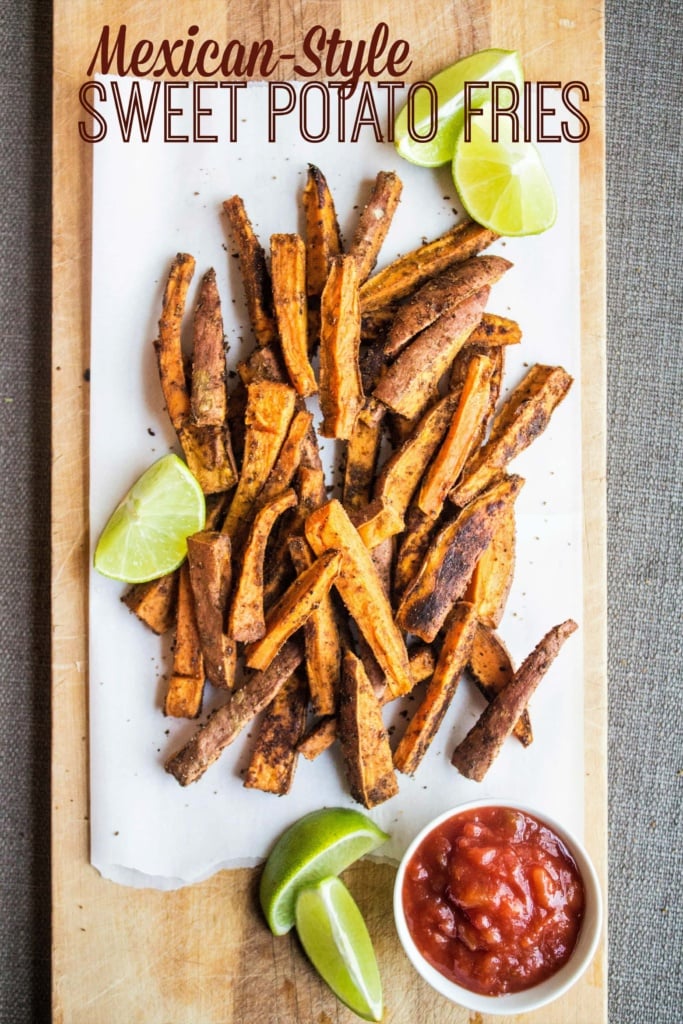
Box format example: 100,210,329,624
451,364,573,507
154,252,194,433
348,171,403,283
298,644,435,761
465,505,516,629
288,536,341,716
245,549,342,672
186,531,236,689
305,500,412,697
465,312,522,348
467,623,532,747
397,475,525,642
302,163,343,299
451,620,578,780
359,219,498,313
417,353,497,519
342,398,385,512
270,233,317,397
373,286,489,420
122,571,179,635
223,195,277,346
164,563,205,719
165,640,303,785
394,603,478,775
319,255,364,439
386,255,513,357
179,422,238,496
222,381,296,544
243,670,309,795
191,268,227,427
338,651,398,808
230,489,298,643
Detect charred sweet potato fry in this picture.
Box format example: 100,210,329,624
373,287,489,420
417,353,497,519
270,233,317,396
223,195,276,346
245,549,342,671
122,571,179,635
397,475,525,642
354,391,460,547
451,619,578,780
302,163,343,300
394,603,478,775
165,641,304,785
467,623,532,746
342,398,385,512
298,644,435,761
348,171,403,283
305,500,412,697
154,252,194,432
222,381,296,544
465,312,522,348
338,651,398,808
319,255,364,438
288,537,341,716
243,670,309,794
359,219,498,313
230,489,298,643
451,364,574,507
191,268,227,426
186,531,236,689
465,505,516,629
164,563,205,718
386,255,513,357
179,421,238,496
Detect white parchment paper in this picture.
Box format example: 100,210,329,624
89,78,582,889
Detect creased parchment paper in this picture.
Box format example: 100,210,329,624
89,79,582,889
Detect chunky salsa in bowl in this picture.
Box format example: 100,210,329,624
393,801,602,1015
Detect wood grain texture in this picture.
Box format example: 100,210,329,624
52,2,606,1021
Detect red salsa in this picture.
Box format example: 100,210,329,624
402,806,585,996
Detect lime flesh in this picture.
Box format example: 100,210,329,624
295,877,383,1022
395,49,523,167
94,453,206,583
453,104,557,236
259,808,389,937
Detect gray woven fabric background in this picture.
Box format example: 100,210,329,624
0,2,681,1022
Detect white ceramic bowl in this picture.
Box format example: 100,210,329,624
393,800,603,1016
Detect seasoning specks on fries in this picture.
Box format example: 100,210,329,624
119,164,578,804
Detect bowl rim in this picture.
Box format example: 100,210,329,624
392,798,603,1016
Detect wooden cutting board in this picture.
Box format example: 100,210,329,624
52,2,606,1021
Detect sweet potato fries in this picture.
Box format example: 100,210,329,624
123,164,579,807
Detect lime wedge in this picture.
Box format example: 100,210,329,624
452,103,557,236
260,808,389,937
295,877,383,1022
94,453,206,583
394,48,523,167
